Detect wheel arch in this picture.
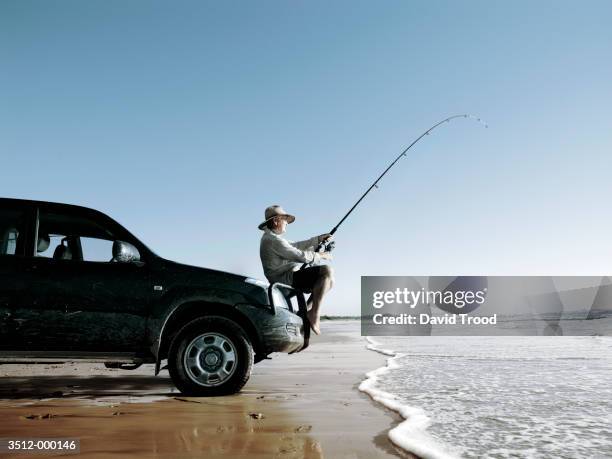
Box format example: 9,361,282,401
155,301,264,374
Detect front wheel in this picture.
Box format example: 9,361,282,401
168,316,253,396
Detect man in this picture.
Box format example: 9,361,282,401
259,205,333,335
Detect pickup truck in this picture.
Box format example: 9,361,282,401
0,198,309,395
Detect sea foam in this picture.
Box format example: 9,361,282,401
360,337,459,459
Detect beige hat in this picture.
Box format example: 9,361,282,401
258,205,295,230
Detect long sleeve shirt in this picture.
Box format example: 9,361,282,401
259,228,320,285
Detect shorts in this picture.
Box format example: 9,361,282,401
291,266,324,291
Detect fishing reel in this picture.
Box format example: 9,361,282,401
300,239,335,270
316,240,335,253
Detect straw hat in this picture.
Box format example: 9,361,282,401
258,205,295,230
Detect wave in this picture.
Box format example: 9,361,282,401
359,337,459,459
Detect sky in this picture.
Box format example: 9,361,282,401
2,0,611,315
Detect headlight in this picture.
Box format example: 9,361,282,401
244,277,269,288
271,286,289,309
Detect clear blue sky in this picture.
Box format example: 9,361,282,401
2,1,611,315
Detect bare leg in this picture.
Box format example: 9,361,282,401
306,294,314,311
307,266,334,335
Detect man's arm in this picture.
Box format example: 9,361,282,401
292,233,332,251
272,236,321,264
292,236,319,251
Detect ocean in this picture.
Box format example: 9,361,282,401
358,319,612,458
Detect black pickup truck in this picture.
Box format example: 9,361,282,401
0,198,309,395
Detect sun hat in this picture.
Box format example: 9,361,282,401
258,205,295,230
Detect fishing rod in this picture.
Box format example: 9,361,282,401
317,114,487,254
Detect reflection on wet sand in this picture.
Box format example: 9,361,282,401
0,375,323,458
0,396,323,458
0,374,174,404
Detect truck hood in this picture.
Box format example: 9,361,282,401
159,259,269,305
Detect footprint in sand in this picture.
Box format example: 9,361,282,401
294,425,312,433
278,445,298,454
216,425,237,433
22,413,57,420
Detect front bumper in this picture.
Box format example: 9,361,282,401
262,282,310,354
237,282,310,356
260,306,307,354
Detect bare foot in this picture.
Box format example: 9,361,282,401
307,311,321,335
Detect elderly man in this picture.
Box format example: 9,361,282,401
259,205,333,335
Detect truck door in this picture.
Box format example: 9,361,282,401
16,208,151,353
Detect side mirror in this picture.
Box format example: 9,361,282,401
112,240,141,263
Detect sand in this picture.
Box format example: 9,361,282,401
0,321,409,458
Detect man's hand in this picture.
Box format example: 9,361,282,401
319,252,333,260
318,233,333,243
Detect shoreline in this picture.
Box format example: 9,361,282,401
0,321,411,458
361,338,455,459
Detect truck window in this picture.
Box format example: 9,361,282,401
36,234,69,258
0,208,26,256
37,210,116,262
80,237,114,262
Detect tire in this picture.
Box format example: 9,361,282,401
168,316,253,396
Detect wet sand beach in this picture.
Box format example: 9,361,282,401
0,321,408,458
